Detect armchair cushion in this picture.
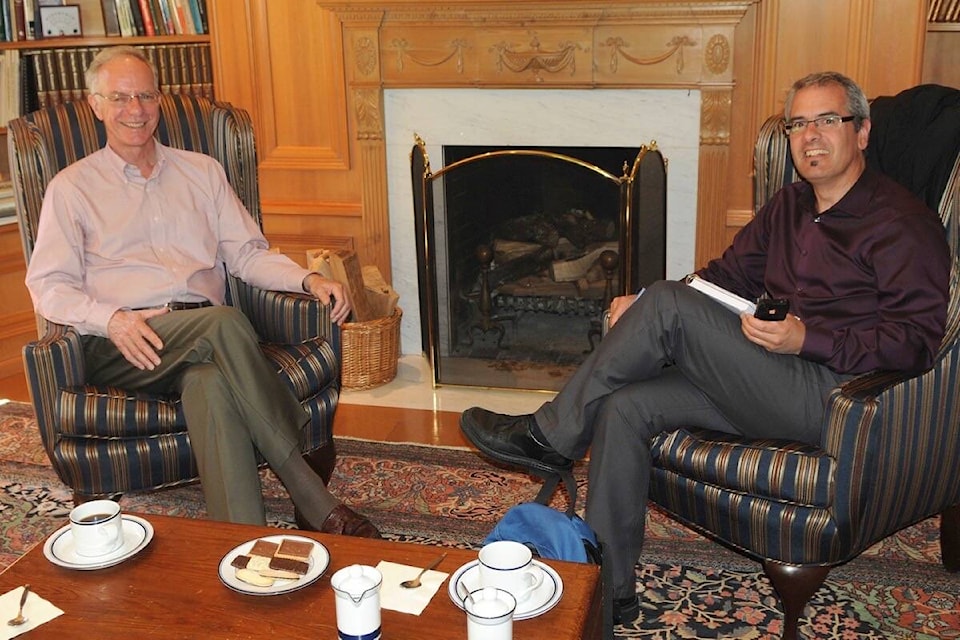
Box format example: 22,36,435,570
651,428,835,508
58,386,183,438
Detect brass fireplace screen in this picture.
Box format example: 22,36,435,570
411,136,666,392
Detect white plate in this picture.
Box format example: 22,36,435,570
43,515,154,570
218,534,330,596
447,559,563,620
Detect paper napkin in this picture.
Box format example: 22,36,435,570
0,586,64,640
376,560,449,615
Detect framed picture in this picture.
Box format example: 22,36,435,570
39,5,83,38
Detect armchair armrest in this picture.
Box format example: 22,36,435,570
821,348,960,551
21,322,86,456
230,279,340,350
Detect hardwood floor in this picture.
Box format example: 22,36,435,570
0,370,468,448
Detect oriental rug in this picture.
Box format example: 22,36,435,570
0,401,957,639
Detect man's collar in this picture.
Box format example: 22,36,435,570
102,140,168,175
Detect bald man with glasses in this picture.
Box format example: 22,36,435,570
26,46,380,538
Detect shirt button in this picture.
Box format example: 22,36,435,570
814,216,821,223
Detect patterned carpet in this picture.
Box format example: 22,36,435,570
1,401,958,639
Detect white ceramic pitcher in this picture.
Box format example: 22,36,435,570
331,564,383,640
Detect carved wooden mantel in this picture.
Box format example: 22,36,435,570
316,0,756,273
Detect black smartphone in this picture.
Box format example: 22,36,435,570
754,298,789,321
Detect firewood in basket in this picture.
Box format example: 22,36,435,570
318,250,377,322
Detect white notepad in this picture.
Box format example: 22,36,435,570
685,274,757,315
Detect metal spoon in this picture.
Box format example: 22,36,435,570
457,580,476,606
400,553,447,589
7,584,29,627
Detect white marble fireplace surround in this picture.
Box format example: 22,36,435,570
384,88,701,354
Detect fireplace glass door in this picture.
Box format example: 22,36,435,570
412,137,666,391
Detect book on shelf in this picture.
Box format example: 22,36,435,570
99,0,121,36
22,0,34,40
136,0,155,35
155,0,173,35
126,0,145,36
114,0,135,37
0,49,23,125
194,0,207,34
16,43,212,113
146,0,165,35
188,0,203,35
13,0,26,41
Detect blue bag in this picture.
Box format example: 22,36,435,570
485,502,613,638
484,502,600,564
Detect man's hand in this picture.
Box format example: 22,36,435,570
302,273,352,325
107,308,169,370
607,294,639,329
740,313,805,354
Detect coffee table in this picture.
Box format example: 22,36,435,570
0,513,603,639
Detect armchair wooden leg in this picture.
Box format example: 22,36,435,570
941,503,960,572
303,440,337,486
763,560,830,640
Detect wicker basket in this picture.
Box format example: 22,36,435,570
341,308,402,390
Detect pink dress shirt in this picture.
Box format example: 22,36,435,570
25,143,311,337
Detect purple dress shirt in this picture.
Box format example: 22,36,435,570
697,167,950,375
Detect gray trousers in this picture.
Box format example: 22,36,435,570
533,280,849,599
82,306,309,524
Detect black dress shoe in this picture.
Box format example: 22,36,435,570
298,504,382,539
613,595,640,624
459,407,573,476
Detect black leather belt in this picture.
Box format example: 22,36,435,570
134,301,213,311
165,301,213,311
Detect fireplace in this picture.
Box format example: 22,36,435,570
412,141,666,390
317,0,748,386
385,88,701,379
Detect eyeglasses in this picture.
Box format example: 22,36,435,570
781,115,856,136
93,91,162,105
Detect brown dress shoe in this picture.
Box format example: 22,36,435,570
298,503,382,538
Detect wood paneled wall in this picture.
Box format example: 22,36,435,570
207,0,927,273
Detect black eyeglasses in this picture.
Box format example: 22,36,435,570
93,91,162,105
781,115,856,136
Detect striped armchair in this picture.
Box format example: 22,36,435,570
7,95,341,504
647,85,960,639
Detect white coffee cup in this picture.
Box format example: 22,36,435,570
478,540,544,603
69,499,124,557
464,587,515,640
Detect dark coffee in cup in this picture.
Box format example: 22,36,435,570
79,513,112,524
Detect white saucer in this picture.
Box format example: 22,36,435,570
448,559,563,620
218,534,330,596
43,515,154,570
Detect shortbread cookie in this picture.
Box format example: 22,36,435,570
275,538,314,562
235,568,275,587
246,555,272,572
258,567,301,580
